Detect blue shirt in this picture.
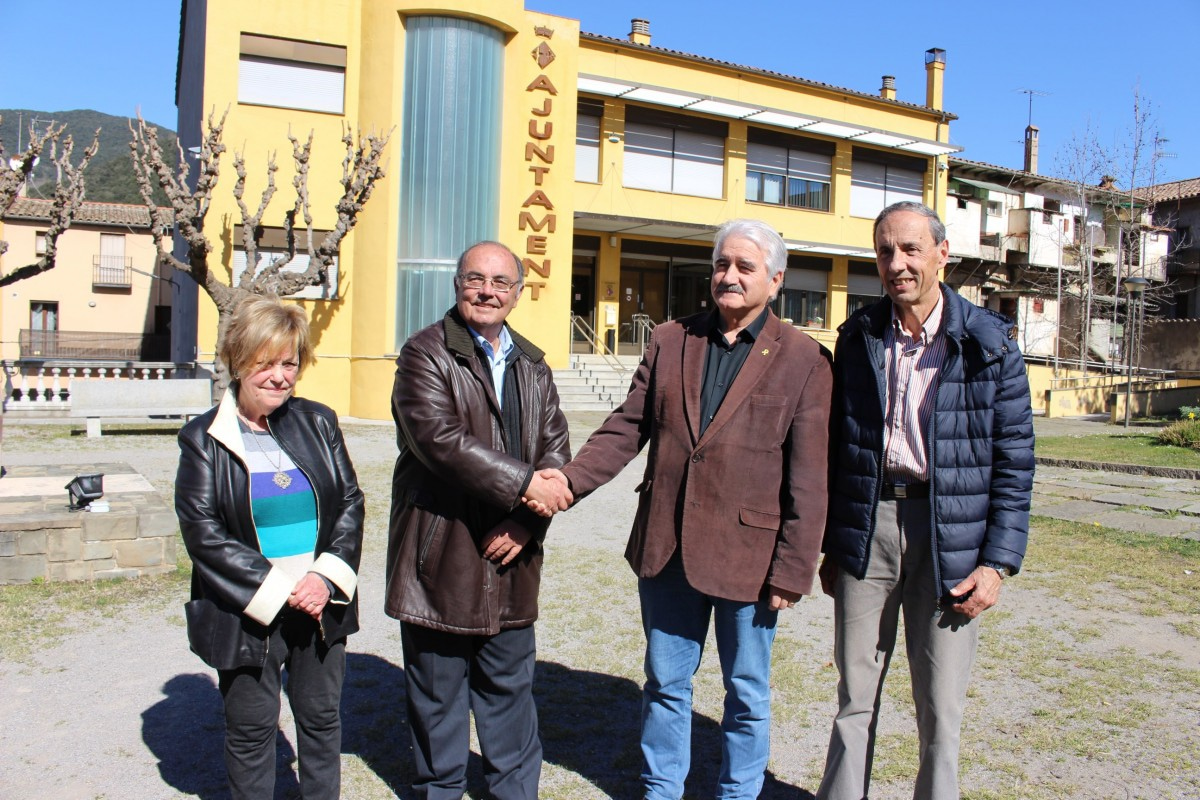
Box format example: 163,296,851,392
468,324,515,407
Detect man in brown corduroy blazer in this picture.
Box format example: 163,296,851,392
547,219,832,800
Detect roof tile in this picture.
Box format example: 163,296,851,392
2,197,168,229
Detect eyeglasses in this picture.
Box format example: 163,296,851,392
458,274,520,294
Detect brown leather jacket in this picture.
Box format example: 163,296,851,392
385,309,570,634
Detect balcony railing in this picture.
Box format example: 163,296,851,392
93,255,133,288
19,329,169,361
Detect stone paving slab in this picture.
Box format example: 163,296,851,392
1077,474,1180,490
1035,466,1198,491
1091,510,1200,537
1034,499,1117,522
1034,483,1103,500
1089,491,1196,511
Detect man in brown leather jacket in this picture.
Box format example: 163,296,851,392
386,241,572,800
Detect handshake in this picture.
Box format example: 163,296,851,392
521,468,573,518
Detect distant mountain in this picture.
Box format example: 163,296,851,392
0,109,177,206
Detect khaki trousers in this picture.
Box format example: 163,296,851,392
818,497,979,800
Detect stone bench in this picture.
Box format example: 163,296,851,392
69,379,213,437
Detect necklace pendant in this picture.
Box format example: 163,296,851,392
273,471,292,489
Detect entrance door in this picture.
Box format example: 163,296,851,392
619,268,666,354
29,301,59,358
670,261,712,319
570,264,596,354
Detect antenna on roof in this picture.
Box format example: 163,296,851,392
1015,88,1049,127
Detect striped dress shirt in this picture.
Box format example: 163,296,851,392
882,293,947,483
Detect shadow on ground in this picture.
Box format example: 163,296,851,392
536,660,815,799
140,656,814,799
69,426,181,438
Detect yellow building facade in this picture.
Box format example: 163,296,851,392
177,0,957,420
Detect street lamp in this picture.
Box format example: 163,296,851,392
1122,276,1149,428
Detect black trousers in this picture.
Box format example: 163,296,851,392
401,622,542,800
218,610,346,800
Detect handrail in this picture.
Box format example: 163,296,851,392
569,314,627,373
631,313,656,356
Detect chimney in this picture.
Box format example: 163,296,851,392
924,48,945,110
629,18,651,46
1023,124,1039,174
880,75,896,101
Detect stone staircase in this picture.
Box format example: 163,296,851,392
554,353,640,412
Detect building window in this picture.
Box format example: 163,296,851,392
777,289,827,328
849,149,925,218
845,294,877,316
238,34,346,114
1122,228,1142,267
34,230,48,255
745,130,832,212
623,107,725,199
30,301,58,332
27,301,59,359
846,260,884,317
94,233,132,288
775,256,830,327
986,200,1003,217
232,249,340,300
576,99,603,183
232,228,340,300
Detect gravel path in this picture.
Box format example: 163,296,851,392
0,414,1197,799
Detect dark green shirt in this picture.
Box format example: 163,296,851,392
699,307,769,437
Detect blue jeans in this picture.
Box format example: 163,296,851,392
639,555,779,800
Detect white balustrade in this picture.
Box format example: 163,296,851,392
2,360,188,411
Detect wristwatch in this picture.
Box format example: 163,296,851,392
982,561,1011,580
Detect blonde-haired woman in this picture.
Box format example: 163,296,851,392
175,294,363,799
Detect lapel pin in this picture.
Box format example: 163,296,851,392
761,348,770,356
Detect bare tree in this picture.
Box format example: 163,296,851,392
0,117,99,286
1094,90,1177,371
1048,122,1110,373
1036,92,1179,377
129,111,390,385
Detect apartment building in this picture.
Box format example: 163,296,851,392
1148,177,1200,319
1,198,173,366
945,144,1167,364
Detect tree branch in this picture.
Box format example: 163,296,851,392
0,120,99,287
266,125,392,297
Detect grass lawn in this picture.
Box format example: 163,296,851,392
1036,433,1200,469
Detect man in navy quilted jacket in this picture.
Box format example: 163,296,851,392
816,201,1034,800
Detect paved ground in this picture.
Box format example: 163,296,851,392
0,411,1197,799
1030,415,1200,540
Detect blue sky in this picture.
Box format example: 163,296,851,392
6,1,1199,184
